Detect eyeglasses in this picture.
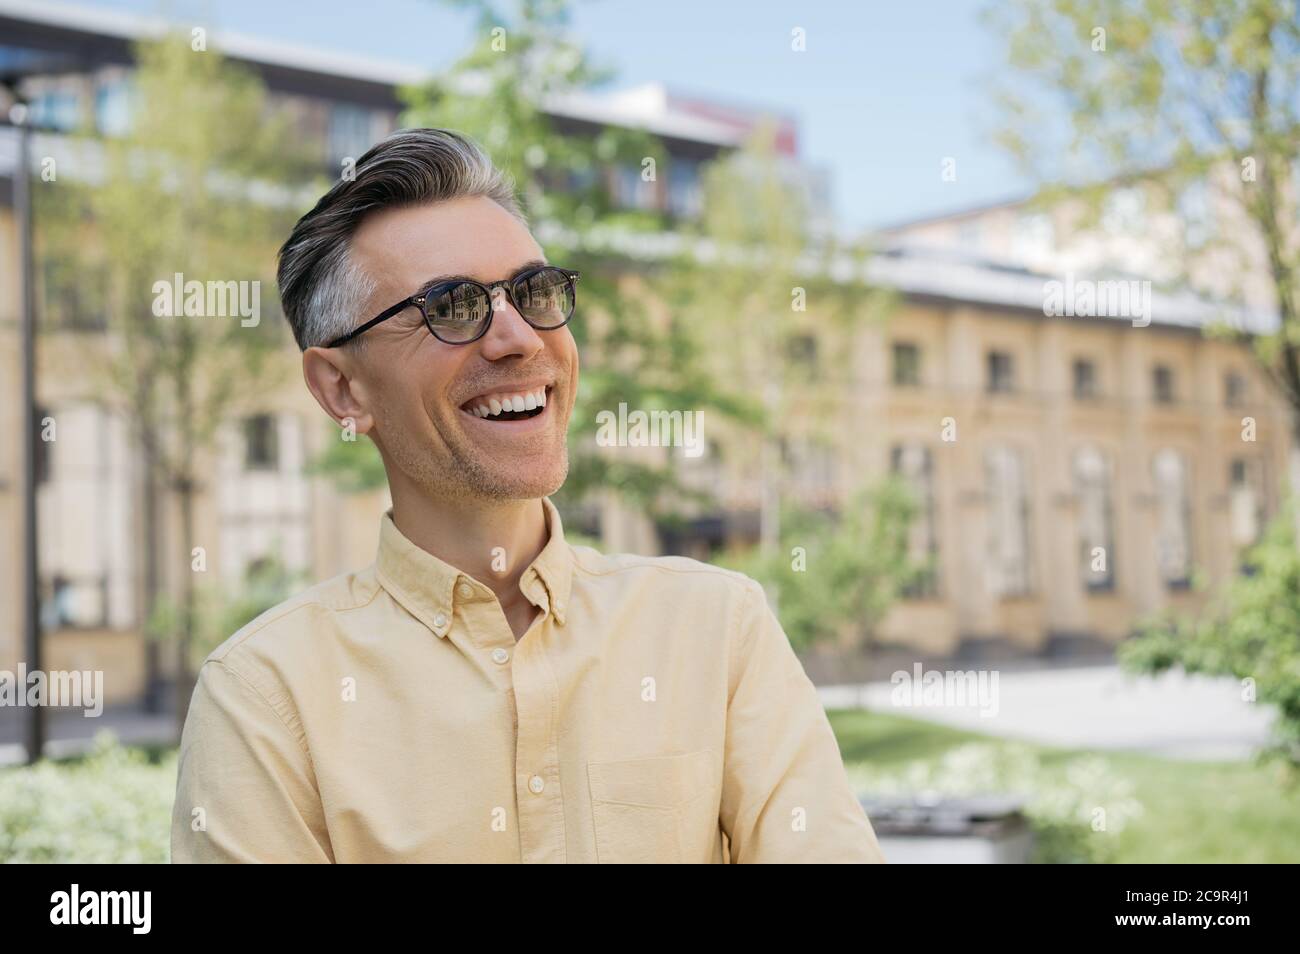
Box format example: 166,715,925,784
325,264,580,348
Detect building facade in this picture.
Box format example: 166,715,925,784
0,0,1291,724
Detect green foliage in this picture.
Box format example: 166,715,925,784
718,477,924,651
147,556,298,670
36,34,313,719
661,124,884,436
845,742,1144,864
1121,505,1300,768
390,0,724,514
988,0,1300,411
343,0,883,526
308,428,390,493
36,34,309,461
0,734,175,863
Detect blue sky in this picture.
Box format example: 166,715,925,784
86,0,1026,231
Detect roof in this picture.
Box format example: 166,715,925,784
860,244,1278,335
533,220,1279,335
874,193,1034,233
0,0,782,150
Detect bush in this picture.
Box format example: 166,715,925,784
1121,505,1300,769
718,477,925,651
0,733,175,863
845,742,1144,863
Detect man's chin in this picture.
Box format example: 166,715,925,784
461,453,569,501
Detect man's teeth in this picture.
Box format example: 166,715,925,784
471,386,548,418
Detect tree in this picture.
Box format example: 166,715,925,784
36,35,308,731
990,1,1300,766
989,0,1300,442
718,477,924,651
1121,506,1300,768
664,122,885,553
317,0,768,523
319,0,892,600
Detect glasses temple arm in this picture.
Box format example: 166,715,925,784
324,297,419,348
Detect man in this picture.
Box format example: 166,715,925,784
171,128,885,864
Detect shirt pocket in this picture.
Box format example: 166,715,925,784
587,749,714,864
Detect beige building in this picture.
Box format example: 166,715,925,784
2,239,1287,710
648,246,1288,664
0,1,1292,737
0,0,814,722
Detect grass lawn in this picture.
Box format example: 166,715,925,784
828,708,1300,863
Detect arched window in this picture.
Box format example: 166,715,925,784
1073,447,1115,592
1152,449,1192,589
891,444,938,596
985,445,1031,597
1229,457,1266,549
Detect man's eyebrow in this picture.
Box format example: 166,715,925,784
418,258,548,291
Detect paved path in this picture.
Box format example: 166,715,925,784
819,664,1276,761
2,666,1275,764
0,705,176,766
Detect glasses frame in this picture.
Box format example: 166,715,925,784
324,264,581,348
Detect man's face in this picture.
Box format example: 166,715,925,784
341,196,578,503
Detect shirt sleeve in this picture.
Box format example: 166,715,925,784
719,578,887,863
171,658,333,863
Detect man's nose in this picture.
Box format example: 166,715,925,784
477,287,544,360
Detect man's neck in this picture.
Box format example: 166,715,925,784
389,489,549,640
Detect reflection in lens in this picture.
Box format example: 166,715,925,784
428,282,490,341
516,268,573,327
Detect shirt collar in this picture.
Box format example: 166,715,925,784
375,496,573,637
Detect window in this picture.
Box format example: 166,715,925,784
1229,458,1265,548
1072,358,1097,399
891,444,938,596
782,436,837,506
30,88,80,131
95,78,134,136
1152,449,1192,589
35,402,133,630
244,415,279,471
1153,365,1175,404
1073,447,1114,592
667,156,703,219
612,162,659,211
987,350,1015,393
892,342,920,387
1225,371,1247,408
985,445,1031,597
41,573,109,630
328,103,374,166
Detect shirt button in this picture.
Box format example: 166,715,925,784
433,612,448,630
457,582,474,600
528,775,545,794
491,647,510,665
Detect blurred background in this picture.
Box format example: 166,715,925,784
1,0,1298,863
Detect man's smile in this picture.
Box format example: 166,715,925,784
458,383,555,430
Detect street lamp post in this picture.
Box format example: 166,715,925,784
2,84,43,764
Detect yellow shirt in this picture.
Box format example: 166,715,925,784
171,497,885,863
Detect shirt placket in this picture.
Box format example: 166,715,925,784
511,576,566,863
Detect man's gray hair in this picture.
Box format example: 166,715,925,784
276,128,527,350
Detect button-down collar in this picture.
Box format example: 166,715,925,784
374,496,573,636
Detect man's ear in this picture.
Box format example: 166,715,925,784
303,347,375,434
